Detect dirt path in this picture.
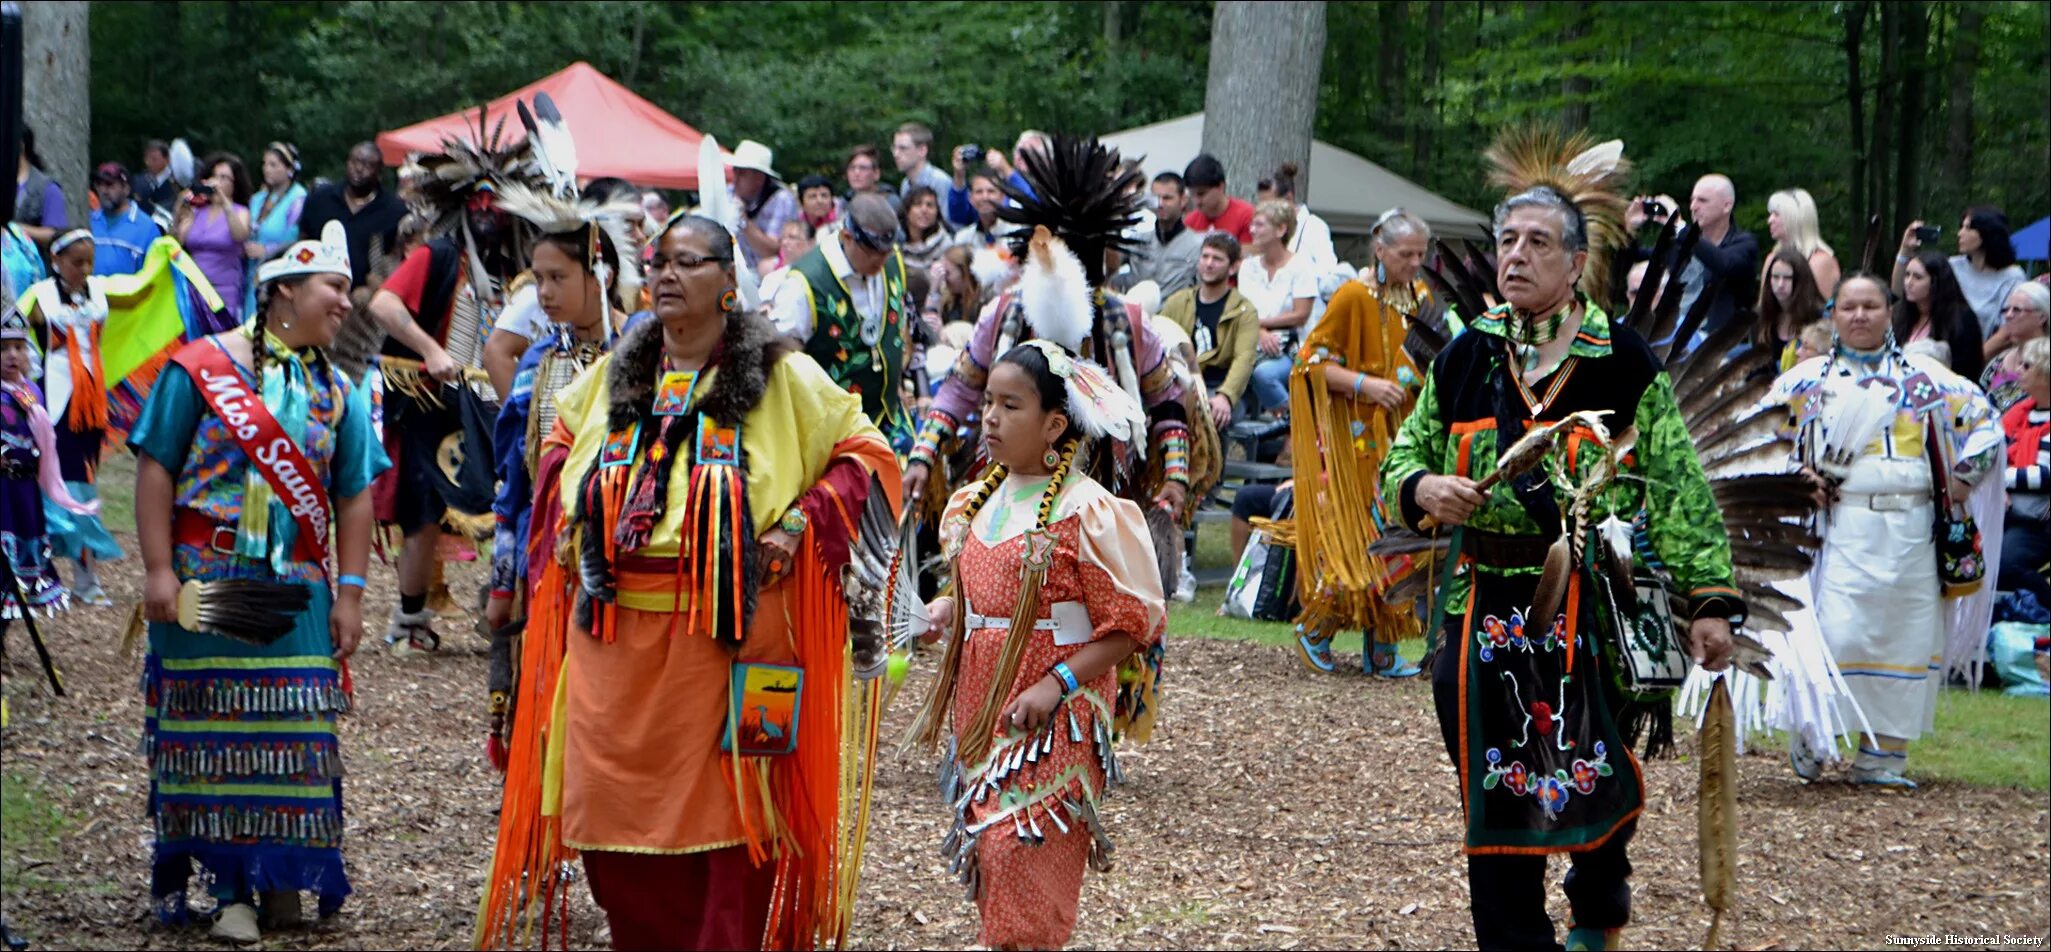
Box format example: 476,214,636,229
2,546,2045,950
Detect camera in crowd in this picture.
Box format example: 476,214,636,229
958,143,985,167
1640,198,1668,220
1914,223,1941,243
188,181,215,207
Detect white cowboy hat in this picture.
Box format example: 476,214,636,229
729,139,780,180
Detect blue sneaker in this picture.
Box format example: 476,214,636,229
1850,766,1918,790
1565,926,1623,951
1294,628,1338,674
1368,646,1422,679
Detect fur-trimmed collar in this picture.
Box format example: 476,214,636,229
602,310,792,431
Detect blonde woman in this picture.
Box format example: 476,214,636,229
1766,188,1840,296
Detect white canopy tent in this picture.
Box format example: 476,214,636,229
1101,112,1491,240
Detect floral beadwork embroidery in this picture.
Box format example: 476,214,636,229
1482,741,1615,821
1474,611,1570,662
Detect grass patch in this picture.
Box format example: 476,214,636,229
93,450,138,535
1169,585,1429,664
0,771,73,895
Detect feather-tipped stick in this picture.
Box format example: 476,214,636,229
1419,410,1610,531
1639,224,1702,351
175,579,312,646
1699,676,1739,950
1530,535,1573,625
1624,217,1680,335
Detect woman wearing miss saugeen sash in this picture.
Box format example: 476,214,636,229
128,221,388,944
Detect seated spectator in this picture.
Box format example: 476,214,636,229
950,171,1006,250
88,162,162,276
13,126,68,247
757,219,818,306
842,144,900,215
899,185,950,271
1115,171,1204,299
1982,282,2050,411
1159,233,1258,429
1766,188,1840,296
134,138,183,217
796,173,843,232
1182,153,1255,243
1758,248,1827,373
1238,201,1317,415
1894,251,1986,381
946,131,1045,227
892,122,962,227
1896,207,2026,338
1256,162,1335,273
1999,336,2050,607
728,139,797,273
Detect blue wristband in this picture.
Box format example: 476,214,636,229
337,574,368,590
1051,661,1080,695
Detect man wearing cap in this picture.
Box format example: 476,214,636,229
769,192,918,454
730,139,799,274
89,162,164,276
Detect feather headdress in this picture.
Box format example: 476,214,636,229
495,92,641,341
998,135,1143,289
1018,226,1094,352
1015,338,1147,449
411,101,542,237
1483,127,1631,311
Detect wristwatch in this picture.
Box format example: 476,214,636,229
779,506,808,536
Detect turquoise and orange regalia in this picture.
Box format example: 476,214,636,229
477,304,903,950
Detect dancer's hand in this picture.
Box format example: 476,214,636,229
758,527,801,587
902,460,932,508
330,588,364,660
1153,480,1187,515
1357,375,1405,410
424,346,460,384
143,568,181,623
1689,617,1733,672
1001,675,1064,733
1416,474,1485,526
920,596,953,644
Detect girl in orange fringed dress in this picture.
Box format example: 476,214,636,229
908,335,1167,950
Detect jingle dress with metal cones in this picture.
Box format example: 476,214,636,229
126,330,388,921
935,473,1166,949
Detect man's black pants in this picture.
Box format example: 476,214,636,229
1431,642,1635,951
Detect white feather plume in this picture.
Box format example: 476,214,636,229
969,245,1015,293
1019,227,1093,352
521,92,579,199
168,139,195,186
1124,280,1162,321
689,134,759,312
1812,377,1898,482
1565,138,1626,181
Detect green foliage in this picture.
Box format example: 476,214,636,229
90,1,2042,254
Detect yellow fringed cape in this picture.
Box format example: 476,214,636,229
1285,278,1431,646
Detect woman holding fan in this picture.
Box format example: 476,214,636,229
128,222,387,942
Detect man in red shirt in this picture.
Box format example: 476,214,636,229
1182,153,1255,244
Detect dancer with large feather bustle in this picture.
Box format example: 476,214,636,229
1380,129,1753,952
475,210,903,951
128,221,388,944
905,320,1166,947
1283,208,1436,678
903,134,1214,743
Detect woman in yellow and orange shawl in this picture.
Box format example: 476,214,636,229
477,214,902,951
1287,210,1435,677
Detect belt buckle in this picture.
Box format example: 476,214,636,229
1871,493,1908,512
209,524,240,554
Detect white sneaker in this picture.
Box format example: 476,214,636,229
209,902,261,944
1173,566,1197,603
386,607,442,658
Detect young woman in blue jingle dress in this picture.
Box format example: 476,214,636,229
128,223,387,943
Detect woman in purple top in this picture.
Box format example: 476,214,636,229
173,153,253,321
13,126,69,246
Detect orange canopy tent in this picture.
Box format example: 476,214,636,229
375,61,721,190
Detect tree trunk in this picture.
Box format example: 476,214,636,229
625,1,648,85
1939,2,1982,214
1892,1,1927,240
1415,0,1444,172
1844,2,1870,266
1104,0,1125,49
1202,0,1328,200
1377,1,1408,133
20,1,89,231
1559,1,1593,130
1872,3,1896,231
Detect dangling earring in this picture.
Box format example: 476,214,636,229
720,288,738,313
1374,260,1387,284
1042,447,1061,469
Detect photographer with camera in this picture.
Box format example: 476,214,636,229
1894,206,2027,340
172,152,254,321
946,130,1044,228
1623,173,1758,346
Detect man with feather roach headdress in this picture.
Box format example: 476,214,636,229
903,134,1220,743
363,101,552,657
1379,128,1754,951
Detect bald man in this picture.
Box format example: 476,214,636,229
1625,173,1759,345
